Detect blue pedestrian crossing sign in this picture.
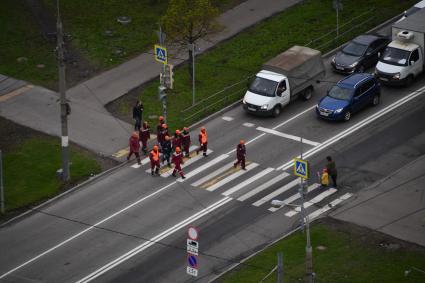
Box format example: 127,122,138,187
294,158,309,179
154,44,167,64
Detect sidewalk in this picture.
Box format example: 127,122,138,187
331,155,425,247
0,0,302,159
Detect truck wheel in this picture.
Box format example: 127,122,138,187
343,111,351,121
302,87,313,101
272,105,281,117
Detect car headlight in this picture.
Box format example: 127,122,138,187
348,61,359,68
243,98,246,104
332,56,336,64
334,108,344,113
393,73,400,79
261,104,268,110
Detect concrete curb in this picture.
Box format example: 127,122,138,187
0,160,130,227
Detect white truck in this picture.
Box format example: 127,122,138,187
243,45,325,117
375,8,425,86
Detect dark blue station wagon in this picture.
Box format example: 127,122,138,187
316,73,381,121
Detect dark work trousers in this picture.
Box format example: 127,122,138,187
234,156,246,169
197,142,207,156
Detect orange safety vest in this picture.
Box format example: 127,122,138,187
151,150,159,161
200,132,207,144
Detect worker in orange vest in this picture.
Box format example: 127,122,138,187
233,140,246,170
172,147,186,179
149,145,161,176
196,127,208,157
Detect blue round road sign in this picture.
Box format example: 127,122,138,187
188,255,198,268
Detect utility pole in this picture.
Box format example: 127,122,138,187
157,26,167,123
189,43,196,105
277,252,283,283
57,0,70,181
299,137,313,283
0,150,4,214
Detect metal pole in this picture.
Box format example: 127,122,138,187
192,43,196,105
0,150,4,214
336,0,339,38
277,252,283,283
57,0,70,181
158,26,167,123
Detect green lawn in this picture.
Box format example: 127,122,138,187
217,222,425,283
112,0,415,132
0,0,58,89
2,138,101,213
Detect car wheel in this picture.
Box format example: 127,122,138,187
302,87,313,101
405,75,413,87
343,110,351,121
356,65,365,73
272,105,281,117
372,95,380,106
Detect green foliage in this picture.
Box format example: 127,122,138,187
218,223,425,283
2,138,101,213
161,0,220,44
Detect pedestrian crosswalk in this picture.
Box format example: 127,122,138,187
129,147,353,218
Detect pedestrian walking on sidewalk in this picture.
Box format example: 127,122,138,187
326,156,338,188
149,145,161,175
127,131,141,165
156,116,165,145
233,140,246,170
139,121,150,154
196,127,208,157
132,100,144,131
172,147,186,179
158,123,169,150
182,127,191,157
172,129,182,152
162,135,172,167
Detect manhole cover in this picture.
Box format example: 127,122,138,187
112,48,125,56
117,16,131,25
104,30,114,37
17,57,28,63
149,115,158,120
36,64,45,69
316,245,327,251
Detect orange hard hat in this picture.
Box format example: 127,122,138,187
201,127,206,132
165,135,170,140
153,145,158,151
175,129,180,135
175,147,181,153
240,140,245,144
322,168,328,173
159,116,164,121
132,131,139,137
162,123,168,128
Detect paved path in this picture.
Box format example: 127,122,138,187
0,0,301,159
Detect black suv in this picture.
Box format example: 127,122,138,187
331,34,390,74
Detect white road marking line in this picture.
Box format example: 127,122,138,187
222,168,275,196
285,188,337,217
272,105,316,130
155,149,213,178
206,163,258,192
277,85,425,171
225,133,266,155
0,181,178,281
308,193,353,220
252,177,300,207
243,122,255,127
237,173,289,202
191,162,233,187
257,126,321,147
75,197,233,283
131,163,141,168
268,183,321,212
178,154,229,182
222,116,234,121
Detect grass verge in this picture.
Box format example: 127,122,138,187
216,218,425,283
108,0,416,132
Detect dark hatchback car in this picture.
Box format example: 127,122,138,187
331,34,390,74
316,73,381,121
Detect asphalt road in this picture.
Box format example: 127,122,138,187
1,60,425,282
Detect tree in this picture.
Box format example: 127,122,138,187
161,0,220,77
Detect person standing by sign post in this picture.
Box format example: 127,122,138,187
132,100,144,131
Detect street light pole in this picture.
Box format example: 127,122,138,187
57,0,70,181
0,150,4,214
192,43,196,105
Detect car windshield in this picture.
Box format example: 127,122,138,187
328,85,353,100
381,47,410,66
249,77,278,97
342,41,368,56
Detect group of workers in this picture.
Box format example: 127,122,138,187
127,116,217,179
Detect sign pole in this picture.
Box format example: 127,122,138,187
0,150,4,214
157,26,167,123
